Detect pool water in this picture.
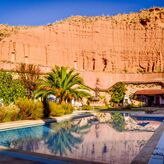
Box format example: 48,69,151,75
149,132,164,164
132,115,164,122
0,116,161,164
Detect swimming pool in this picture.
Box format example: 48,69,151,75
132,115,164,122
0,115,161,164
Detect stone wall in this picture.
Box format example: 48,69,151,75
125,83,162,96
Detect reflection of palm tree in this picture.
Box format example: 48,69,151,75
45,120,91,156
46,128,82,155
12,138,40,151
0,126,44,150
0,119,91,156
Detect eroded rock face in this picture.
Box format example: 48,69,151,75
0,8,164,88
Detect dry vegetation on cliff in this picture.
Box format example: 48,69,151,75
59,7,164,29
0,25,19,41
1,7,163,41
113,7,164,29
0,25,35,41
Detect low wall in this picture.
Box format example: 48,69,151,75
79,71,164,89
0,61,163,89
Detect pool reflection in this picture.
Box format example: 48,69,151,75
0,116,156,164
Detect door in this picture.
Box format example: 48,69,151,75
155,96,160,106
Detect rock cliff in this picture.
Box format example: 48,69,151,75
0,7,164,88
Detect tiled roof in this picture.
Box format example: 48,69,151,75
135,89,164,95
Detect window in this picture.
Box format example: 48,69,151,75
25,56,28,64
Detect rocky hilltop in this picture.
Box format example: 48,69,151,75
0,7,164,88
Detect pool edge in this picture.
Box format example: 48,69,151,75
131,123,164,164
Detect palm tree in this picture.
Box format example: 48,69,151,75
35,66,90,104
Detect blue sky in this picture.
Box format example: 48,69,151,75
0,0,164,26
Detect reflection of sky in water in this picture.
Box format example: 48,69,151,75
149,132,164,164
0,117,155,164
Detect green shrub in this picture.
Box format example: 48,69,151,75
111,82,126,104
61,104,74,114
16,98,44,120
82,105,92,110
94,105,109,110
0,105,19,122
0,109,5,122
111,112,125,131
31,101,44,119
49,102,74,117
49,102,65,117
145,108,154,114
0,72,26,104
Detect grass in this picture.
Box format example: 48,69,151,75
93,106,145,112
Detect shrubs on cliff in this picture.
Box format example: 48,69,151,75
0,28,11,41
0,25,19,41
0,71,26,104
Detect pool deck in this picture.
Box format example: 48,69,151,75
0,111,94,131
131,123,164,164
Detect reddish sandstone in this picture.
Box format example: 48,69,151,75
0,8,164,89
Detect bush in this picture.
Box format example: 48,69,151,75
111,112,125,131
145,108,154,114
61,104,74,114
16,98,44,120
0,72,26,104
111,82,126,104
49,102,74,117
16,63,41,98
49,102,65,117
31,101,44,119
93,105,109,110
0,105,20,122
81,105,92,110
